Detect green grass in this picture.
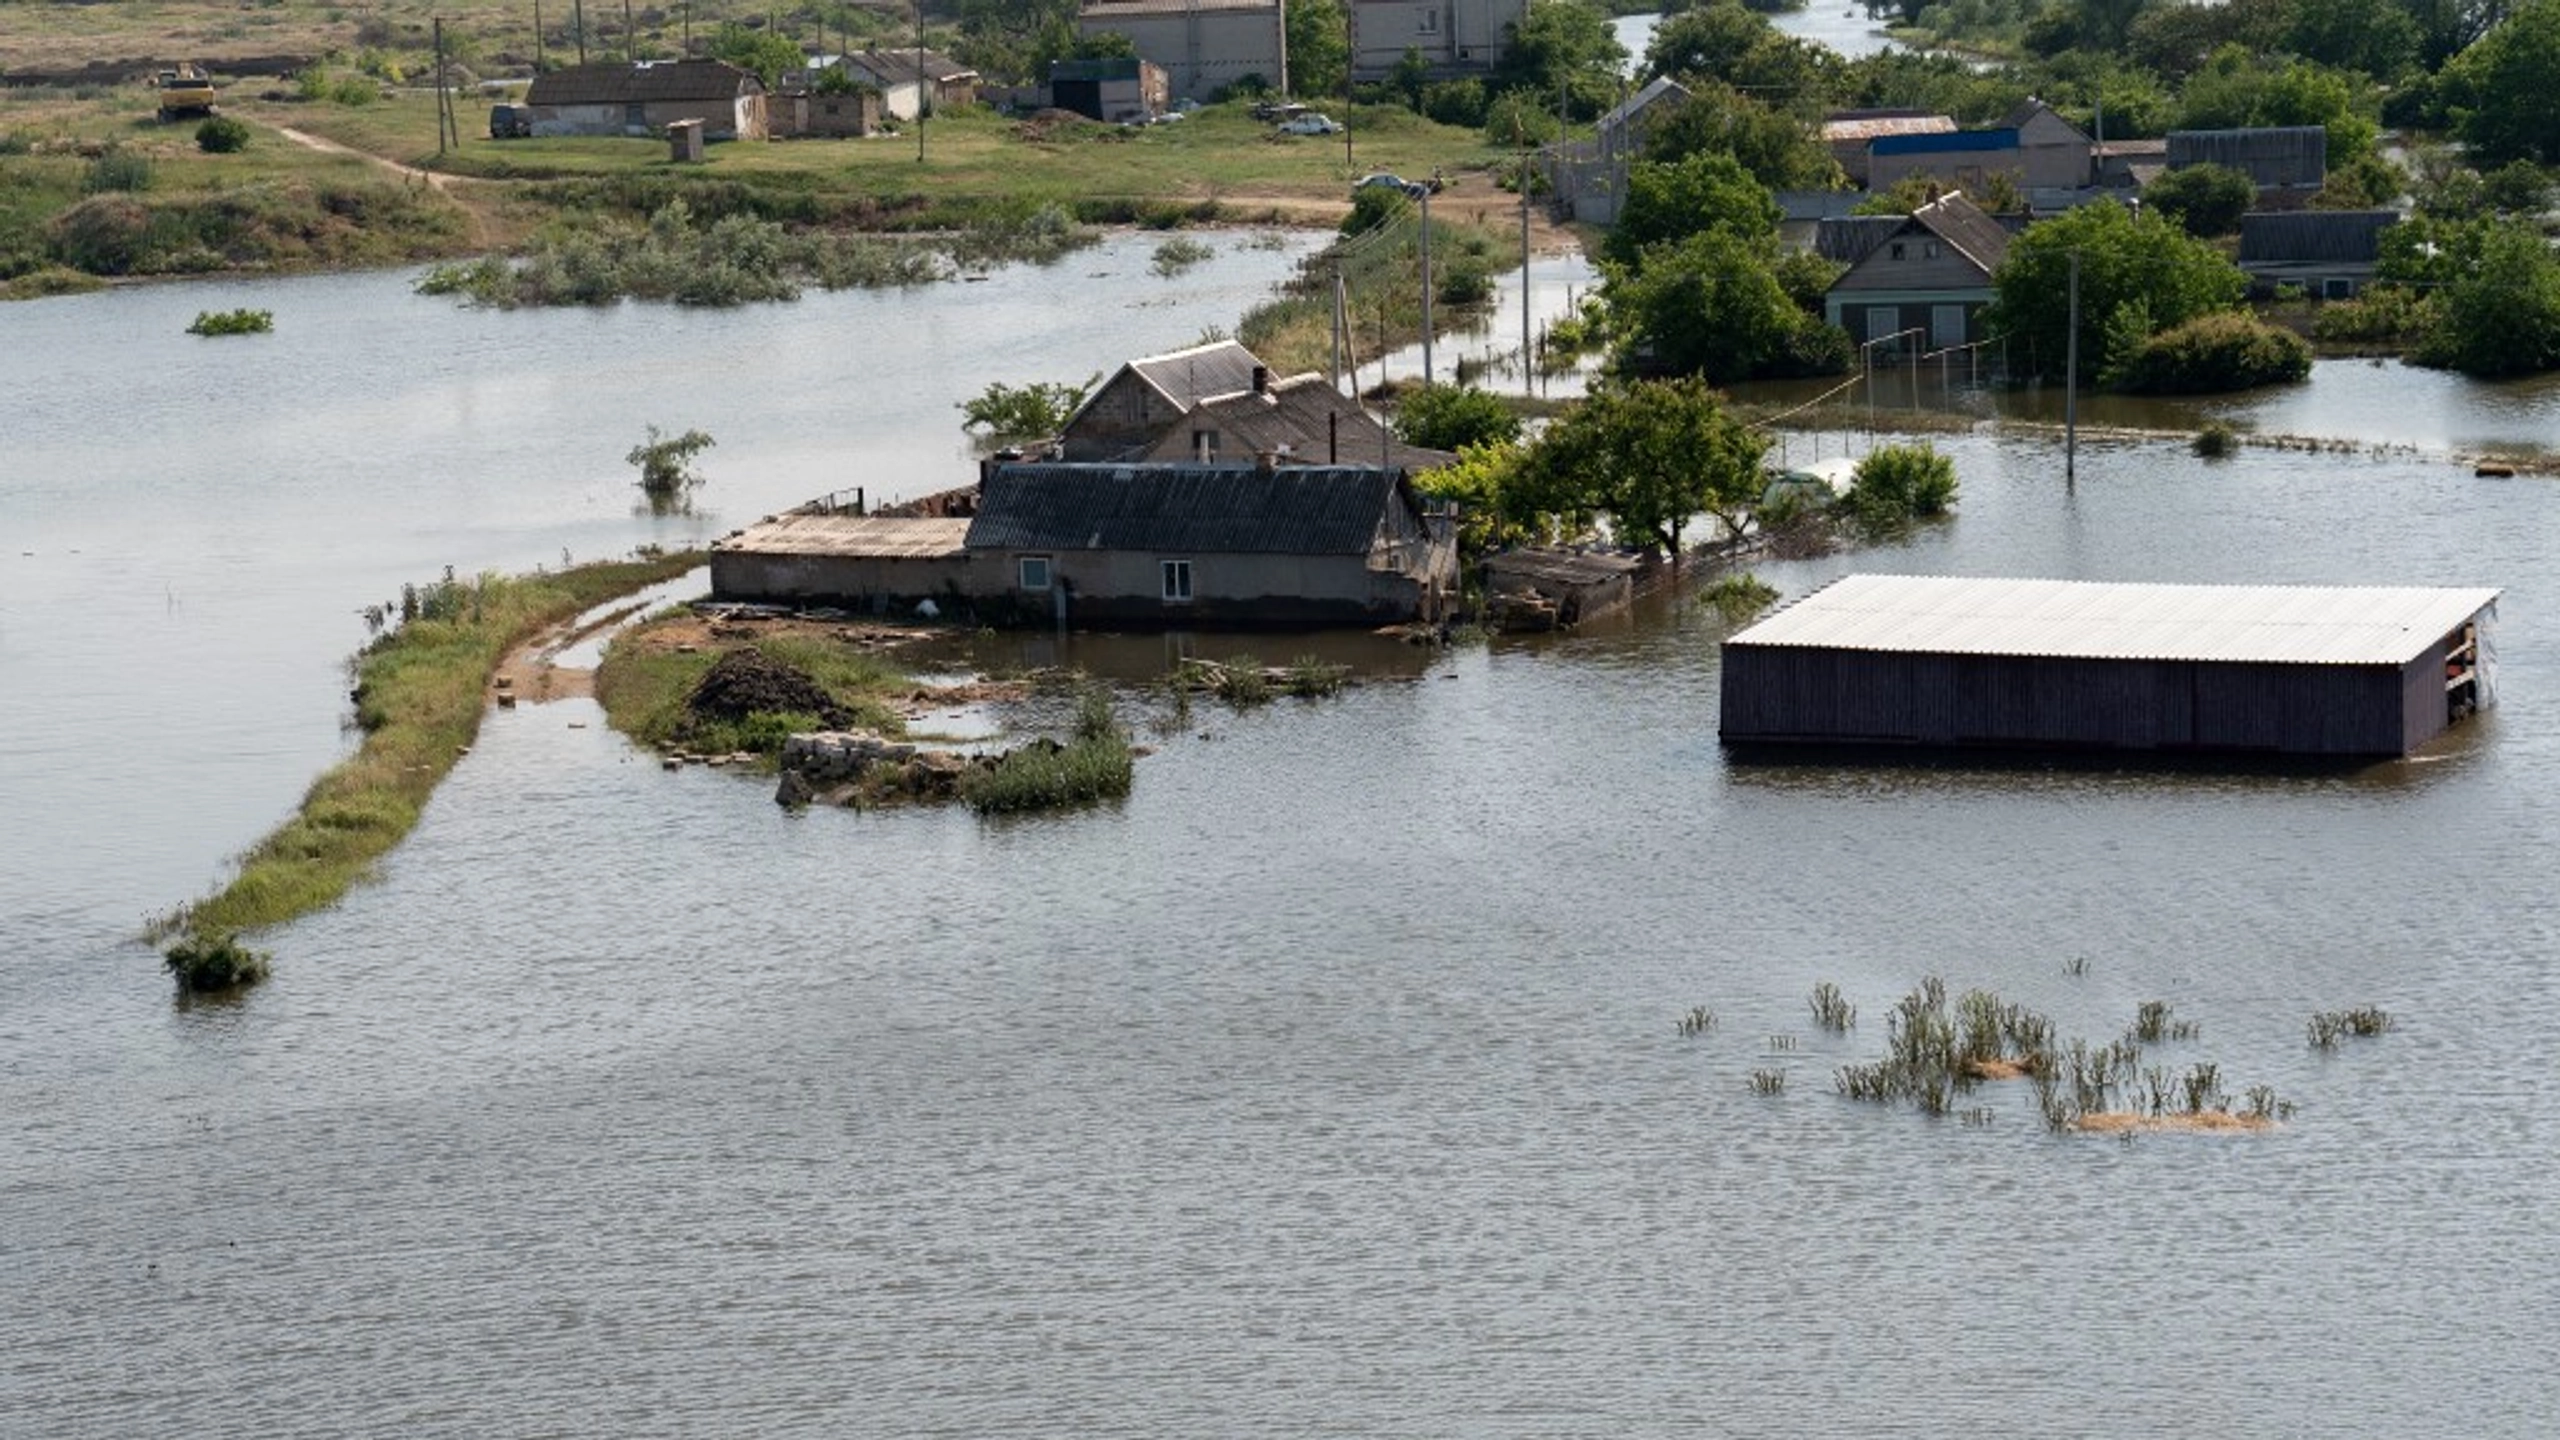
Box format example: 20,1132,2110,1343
160,551,704,952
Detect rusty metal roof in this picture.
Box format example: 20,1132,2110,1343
1729,575,2499,666
526,58,762,105
966,463,1405,555
713,514,969,559
1821,112,1956,145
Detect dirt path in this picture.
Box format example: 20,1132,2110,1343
273,123,496,246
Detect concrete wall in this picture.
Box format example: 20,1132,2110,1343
988,547,1444,628
530,95,763,140
1351,0,1525,77
1077,8,1284,100
710,550,976,611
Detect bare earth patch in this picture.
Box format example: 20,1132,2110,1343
504,609,1027,718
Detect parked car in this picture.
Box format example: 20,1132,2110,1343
1276,112,1342,136
1355,172,1431,200
488,103,533,139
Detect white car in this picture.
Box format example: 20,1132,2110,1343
1276,113,1343,136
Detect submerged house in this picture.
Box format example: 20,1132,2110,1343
1060,339,1268,461
965,462,1459,628
1822,192,2012,355
2236,210,2397,299
523,58,767,140
1719,574,2500,759
710,461,1460,629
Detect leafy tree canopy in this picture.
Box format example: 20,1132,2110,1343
2142,162,2256,237
1520,377,1771,555
1603,150,1781,268
1493,0,1627,119
2178,48,2379,164
1604,227,1850,384
1286,0,1351,99
2416,217,2560,374
709,23,809,90
1394,385,1522,453
1639,82,1845,192
1985,201,2248,382
2443,0,2560,165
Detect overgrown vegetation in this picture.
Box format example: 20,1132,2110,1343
2308,1006,2394,1049
959,375,1096,441
626,425,714,513
157,552,705,968
186,307,273,336
958,686,1134,815
596,631,907,760
164,933,272,993
1842,443,1959,537
1702,571,1780,623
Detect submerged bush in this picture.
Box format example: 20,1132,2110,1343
2114,311,2312,394
1702,572,1779,623
2194,420,2238,457
1844,443,1959,535
164,933,272,992
187,307,273,336
960,688,1134,814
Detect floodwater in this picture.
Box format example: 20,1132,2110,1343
1616,5,1900,72
7,234,2560,1437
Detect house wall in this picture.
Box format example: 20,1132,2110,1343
1350,0,1525,77
1720,649,2417,756
1060,372,1186,460
1865,148,2023,197
1823,294,1994,351
709,550,975,610
2014,109,2093,189
529,95,761,139
1077,7,1284,99
769,91,878,138
984,548,1442,628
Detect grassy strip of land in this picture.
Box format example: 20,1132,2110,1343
160,551,704,956
592,624,912,758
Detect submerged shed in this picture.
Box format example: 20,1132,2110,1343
1719,575,2499,758
709,514,973,611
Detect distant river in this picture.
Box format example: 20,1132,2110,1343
5,235,2560,1437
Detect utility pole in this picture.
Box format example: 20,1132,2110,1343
1331,267,1347,393
2065,249,2080,485
915,1,927,163
1419,187,1434,386
573,0,587,65
535,0,546,70
1520,126,1533,397
433,19,456,154
623,0,633,62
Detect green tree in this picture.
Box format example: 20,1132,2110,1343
2143,163,2256,237
1843,442,1958,535
1607,228,1850,382
2179,49,2380,165
1392,48,1432,111
194,116,251,154
1409,440,1531,554
1287,0,1351,99
952,0,1078,85
1602,150,1781,268
1394,384,1522,452
2285,0,2423,80
709,24,807,89
1638,81,1844,191
2417,217,2560,375
959,376,1096,438
1985,201,2249,382
1520,377,1770,556
2443,0,2560,164
1493,0,1627,119
627,426,715,512
2113,311,2314,393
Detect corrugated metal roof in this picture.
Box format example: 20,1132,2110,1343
1728,575,2500,666
1909,191,2012,271
2237,210,2397,265
1080,0,1276,15
713,515,970,559
1821,112,1956,145
526,58,761,105
966,464,1402,555
1128,339,1264,413
1140,375,1452,470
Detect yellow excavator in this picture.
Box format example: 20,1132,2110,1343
155,63,217,121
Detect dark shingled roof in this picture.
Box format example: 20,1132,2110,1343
527,58,762,105
2238,210,2398,265
1908,191,2012,273
965,463,1408,555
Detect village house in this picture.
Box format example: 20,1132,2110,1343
1820,109,1956,189
1139,366,1451,470
522,58,766,140
1822,191,2012,357
1075,0,1288,102
1864,100,2090,208
2167,126,2327,203
1349,0,1526,80
709,460,1460,629
2236,210,2398,299
1546,76,1691,223
1046,56,1172,122
1059,339,1258,460
834,46,979,120
766,73,881,138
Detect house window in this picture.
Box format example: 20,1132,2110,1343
1890,241,1906,260
1420,8,1440,33
1923,241,1940,259
1161,559,1194,603
1019,555,1052,591
1192,428,1220,462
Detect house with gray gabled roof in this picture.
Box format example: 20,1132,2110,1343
2169,127,2327,196
966,461,1458,627
1137,369,1452,471
523,58,766,139
1059,339,1271,461
1823,191,2012,355
2237,210,2397,299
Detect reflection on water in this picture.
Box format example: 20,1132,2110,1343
7,250,2560,1438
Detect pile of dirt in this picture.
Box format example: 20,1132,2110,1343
685,646,852,728
1013,108,1097,141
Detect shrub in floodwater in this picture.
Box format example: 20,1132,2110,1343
2194,420,2238,458
1677,1006,1716,1036
2128,1000,2198,1045
1703,572,1779,623
1808,981,1855,1032
1750,1068,1787,1096
959,686,1133,815
627,425,714,513
187,308,272,336
1283,654,1348,698
164,932,271,992
1150,235,1214,277
2309,1005,2394,1048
